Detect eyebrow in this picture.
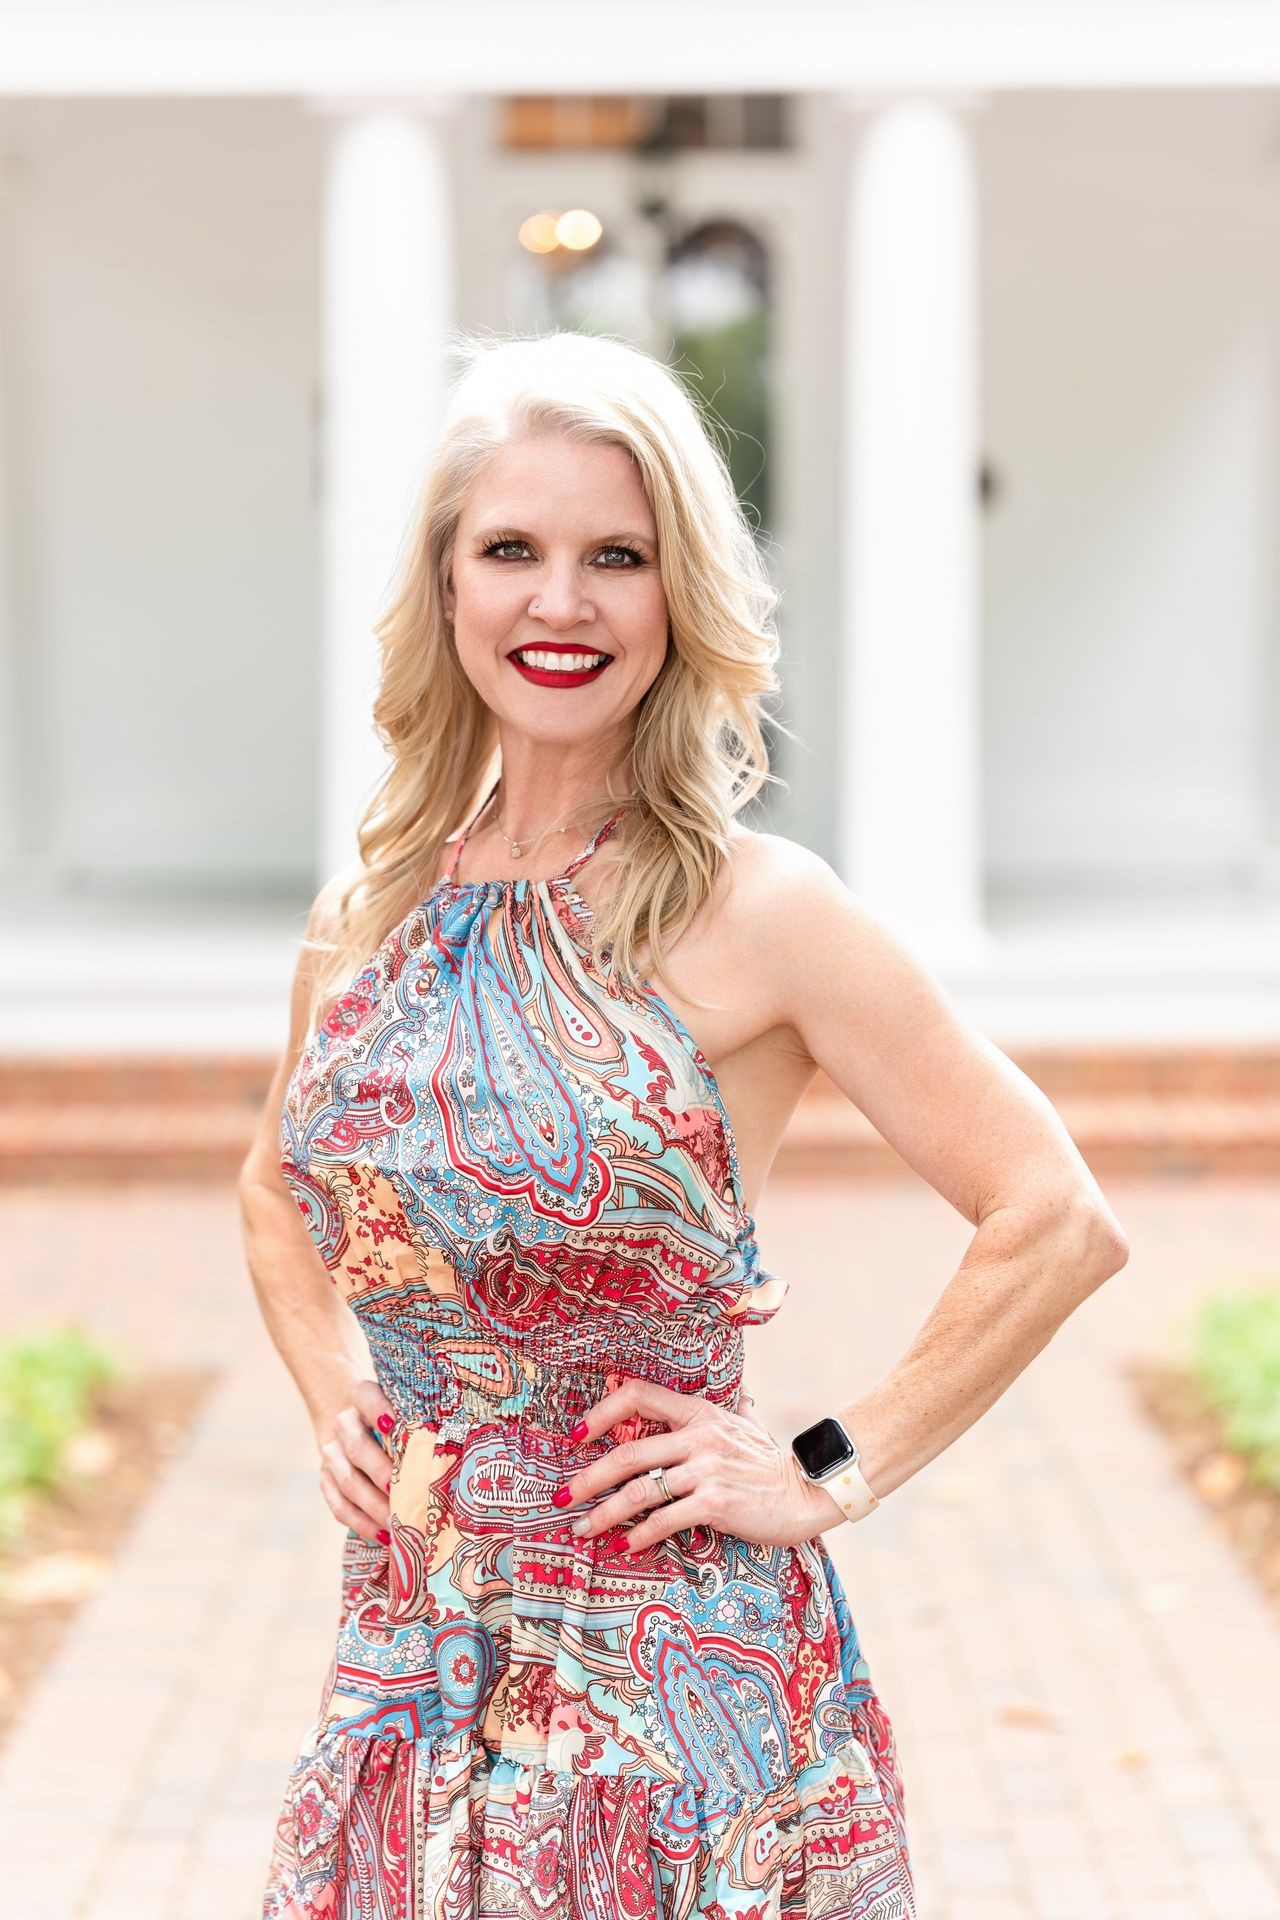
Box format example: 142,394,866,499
474,524,657,547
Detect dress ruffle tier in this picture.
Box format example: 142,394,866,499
263,1505,914,1919
264,1689,913,1920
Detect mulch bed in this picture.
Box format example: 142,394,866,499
0,1364,221,1749
1125,1354,1280,1612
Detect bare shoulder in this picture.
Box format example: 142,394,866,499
721,826,1125,1237
666,822,876,1033
717,822,972,1053
713,822,863,959
721,821,942,958
721,821,827,893
609,817,889,1025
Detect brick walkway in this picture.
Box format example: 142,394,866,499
1,1177,1278,1920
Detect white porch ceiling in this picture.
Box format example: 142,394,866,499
2,3,1280,98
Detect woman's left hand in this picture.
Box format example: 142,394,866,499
556,1378,845,1553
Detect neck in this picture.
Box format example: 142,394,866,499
484,744,635,846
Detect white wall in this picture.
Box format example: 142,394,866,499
1,98,321,897
2,87,1277,914
980,90,1279,899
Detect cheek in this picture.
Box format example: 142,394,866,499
612,577,669,658
454,570,522,641
451,616,513,702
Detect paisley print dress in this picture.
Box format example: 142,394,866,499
262,777,916,1919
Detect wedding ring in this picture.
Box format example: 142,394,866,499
647,1465,675,1504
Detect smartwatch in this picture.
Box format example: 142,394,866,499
790,1415,880,1523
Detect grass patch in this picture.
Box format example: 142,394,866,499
0,1323,123,1552
1127,1284,1280,1617
1188,1290,1280,1490
0,1323,221,1746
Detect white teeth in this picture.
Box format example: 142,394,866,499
514,651,609,673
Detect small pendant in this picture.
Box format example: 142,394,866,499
512,843,525,859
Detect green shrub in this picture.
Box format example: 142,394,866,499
1189,1289,1280,1491
0,1323,123,1551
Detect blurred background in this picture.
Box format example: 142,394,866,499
1,7,1279,1920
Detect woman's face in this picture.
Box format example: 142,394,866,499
445,432,669,750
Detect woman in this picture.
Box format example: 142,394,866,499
244,328,1128,1919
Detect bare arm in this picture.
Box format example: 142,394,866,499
238,877,396,1542
760,846,1130,1513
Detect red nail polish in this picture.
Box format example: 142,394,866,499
377,1414,395,1433
385,1478,392,1492
569,1420,589,1442
377,1527,390,1545
552,1486,572,1508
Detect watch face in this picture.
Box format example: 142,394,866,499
792,1416,856,1480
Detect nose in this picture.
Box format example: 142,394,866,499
529,562,596,633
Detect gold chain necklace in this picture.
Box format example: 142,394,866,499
488,784,635,862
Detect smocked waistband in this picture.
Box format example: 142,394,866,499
367,1301,747,1450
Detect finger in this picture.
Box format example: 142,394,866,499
613,1491,705,1556
568,1458,687,1540
338,1405,396,1492
351,1376,399,1442
575,1377,705,1445
323,1439,391,1527
320,1463,387,1547
562,1432,687,1508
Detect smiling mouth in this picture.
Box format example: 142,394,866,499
510,649,612,673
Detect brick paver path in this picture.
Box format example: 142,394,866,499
1,1177,1278,1919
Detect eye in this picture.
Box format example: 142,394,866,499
479,537,646,567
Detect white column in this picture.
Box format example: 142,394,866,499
313,101,456,882
840,95,988,961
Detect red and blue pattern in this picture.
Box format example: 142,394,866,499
263,780,916,1917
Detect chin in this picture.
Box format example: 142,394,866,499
505,711,632,746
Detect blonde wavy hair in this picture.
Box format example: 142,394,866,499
302,327,786,1037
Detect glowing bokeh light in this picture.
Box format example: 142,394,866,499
555,209,604,251
518,211,562,254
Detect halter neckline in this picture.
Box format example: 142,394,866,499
442,776,629,890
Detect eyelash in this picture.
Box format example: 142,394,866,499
479,537,646,569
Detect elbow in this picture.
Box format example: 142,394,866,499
981,1183,1129,1300
1071,1192,1130,1289
237,1152,283,1224
236,1158,261,1213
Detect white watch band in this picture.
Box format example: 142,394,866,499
820,1449,880,1523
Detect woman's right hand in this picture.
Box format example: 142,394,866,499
311,1376,399,1546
